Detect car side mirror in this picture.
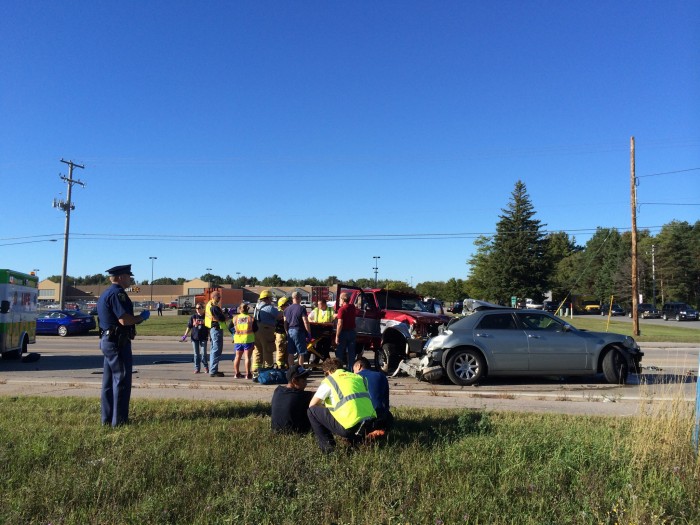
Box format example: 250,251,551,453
562,323,572,332
0,300,9,314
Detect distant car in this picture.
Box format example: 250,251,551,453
600,304,625,316
449,301,463,314
421,308,643,386
36,310,97,336
543,301,559,313
661,302,699,321
629,303,660,319
168,301,178,309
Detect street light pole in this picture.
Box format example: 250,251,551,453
373,256,381,287
149,256,157,308
206,268,213,288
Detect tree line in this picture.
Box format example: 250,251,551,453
47,181,699,307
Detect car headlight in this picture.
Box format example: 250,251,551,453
622,336,639,350
424,332,449,352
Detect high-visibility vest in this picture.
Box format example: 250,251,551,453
312,307,334,323
322,370,376,429
204,300,216,329
233,314,255,344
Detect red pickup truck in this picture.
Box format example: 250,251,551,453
335,284,450,373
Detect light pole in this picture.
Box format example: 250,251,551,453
32,269,40,280
149,256,157,308
373,256,381,287
236,272,241,287
206,268,213,288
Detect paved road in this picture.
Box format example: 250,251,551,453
1,336,697,417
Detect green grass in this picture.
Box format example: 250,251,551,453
565,316,699,343
1,396,698,524
119,314,700,343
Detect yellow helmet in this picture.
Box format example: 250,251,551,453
259,290,272,300
278,297,290,308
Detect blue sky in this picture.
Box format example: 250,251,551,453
2,1,699,286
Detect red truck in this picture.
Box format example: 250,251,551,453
195,288,244,313
335,284,450,373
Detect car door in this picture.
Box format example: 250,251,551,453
473,312,528,371
354,291,381,338
515,312,589,371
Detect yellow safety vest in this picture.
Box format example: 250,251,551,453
322,370,376,429
312,307,334,323
204,300,216,329
233,314,255,344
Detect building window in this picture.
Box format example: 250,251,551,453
39,289,55,297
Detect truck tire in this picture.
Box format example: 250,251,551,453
375,343,401,374
445,348,484,386
602,349,629,384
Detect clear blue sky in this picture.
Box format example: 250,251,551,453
2,1,699,286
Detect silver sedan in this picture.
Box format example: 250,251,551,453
422,308,644,386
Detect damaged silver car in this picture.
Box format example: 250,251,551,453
398,305,643,386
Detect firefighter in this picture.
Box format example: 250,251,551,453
252,290,278,378
275,296,290,369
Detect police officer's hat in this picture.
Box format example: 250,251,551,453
105,264,134,276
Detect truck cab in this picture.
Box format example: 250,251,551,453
336,284,450,373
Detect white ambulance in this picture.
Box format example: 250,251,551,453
0,269,38,359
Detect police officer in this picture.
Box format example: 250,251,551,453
97,264,150,427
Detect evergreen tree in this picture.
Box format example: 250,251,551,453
486,180,549,304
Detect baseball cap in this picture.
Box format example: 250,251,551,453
287,365,310,383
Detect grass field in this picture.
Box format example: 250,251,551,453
1,392,698,524
129,314,700,344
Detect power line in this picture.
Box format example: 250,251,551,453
638,167,700,178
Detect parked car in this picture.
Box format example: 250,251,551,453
168,301,178,309
36,310,97,336
543,301,559,313
661,302,699,321
629,303,660,319
600,304,625,316
414,308,643,386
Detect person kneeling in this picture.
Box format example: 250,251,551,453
307,358,376,453
270,365,314,433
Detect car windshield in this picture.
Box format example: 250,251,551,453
376,292,429,312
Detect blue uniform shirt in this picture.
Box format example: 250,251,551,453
97,284,134,330
357,368,390,416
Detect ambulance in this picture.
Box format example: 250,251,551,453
0,269,38,359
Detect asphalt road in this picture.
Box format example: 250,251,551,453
1,336,697,417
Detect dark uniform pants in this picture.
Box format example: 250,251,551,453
101,337,133,426
307,405,361,452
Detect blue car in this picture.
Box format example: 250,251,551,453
36,310,97,336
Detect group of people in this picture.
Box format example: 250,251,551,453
271,357,393,452
179,289,360,380
95,267,384,446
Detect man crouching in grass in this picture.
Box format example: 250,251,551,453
307,358,377,453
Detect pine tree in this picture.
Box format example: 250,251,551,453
486,180,549,304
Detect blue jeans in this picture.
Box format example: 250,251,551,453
192,339,208,371
209,328,223,374
287,328,308,358
335,330,356,370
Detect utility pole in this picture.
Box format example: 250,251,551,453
53,159,85,309
651,244,656,307
373,256,381,287
630,137,639,336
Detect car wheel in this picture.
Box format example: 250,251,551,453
663,314,668,321
445,348,484,386
58,325,69,337
675,314,681,321
375,343,401,374
602,349,629,384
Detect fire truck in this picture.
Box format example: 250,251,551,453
0,269,38,359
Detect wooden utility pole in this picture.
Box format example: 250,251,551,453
630,137,639,336
54,159,85,309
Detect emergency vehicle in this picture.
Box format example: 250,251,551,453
0,269,38,359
